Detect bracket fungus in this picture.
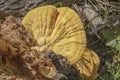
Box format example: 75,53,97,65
22,5,100,80
74,49,100,80
22,5,86,65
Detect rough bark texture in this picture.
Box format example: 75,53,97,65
45,50,81,80
0,16,81,80
0,0,44,17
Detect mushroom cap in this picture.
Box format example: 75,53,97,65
74,48,100,80
22,5,86,64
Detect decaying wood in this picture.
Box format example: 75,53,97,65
0,16,81,80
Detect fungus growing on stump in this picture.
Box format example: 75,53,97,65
22,5,100,80
0,5,100,80
22,5,86,65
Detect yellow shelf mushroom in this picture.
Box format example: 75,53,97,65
74,49,100,80
22,5,100,80
22,5,86,65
